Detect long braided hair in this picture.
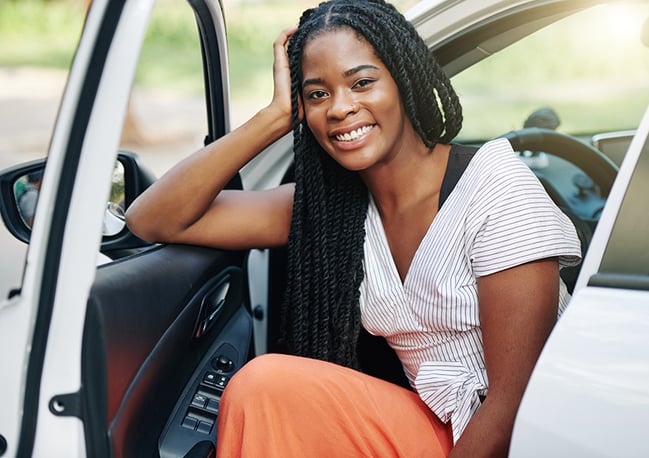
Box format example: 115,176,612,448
280,0,463,369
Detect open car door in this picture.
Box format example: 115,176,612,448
0,1,253,457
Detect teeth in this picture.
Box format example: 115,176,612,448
336,125,373,142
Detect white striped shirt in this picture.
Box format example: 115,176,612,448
359,138,582,443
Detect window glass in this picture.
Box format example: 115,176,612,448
599,131,649,277
452,2,649,144
119,1,206,178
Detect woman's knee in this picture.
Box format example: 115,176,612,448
221,353,302,404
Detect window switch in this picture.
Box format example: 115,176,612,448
214,375,229,391
191,393,208,409
206,398,219,414
182,416,199,431
196,420,213,435
203,372,218,387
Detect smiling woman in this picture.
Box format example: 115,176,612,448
125,0,581,456
299,30,411,172
5,0,646,456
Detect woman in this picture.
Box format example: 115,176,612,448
126,0,581,456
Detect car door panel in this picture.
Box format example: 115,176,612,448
158,307,251,458
82,244,252,457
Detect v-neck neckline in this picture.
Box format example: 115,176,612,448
368,197,439,288
365,143,476,287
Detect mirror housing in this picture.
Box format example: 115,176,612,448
0,151,157,254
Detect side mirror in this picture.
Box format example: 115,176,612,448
0,151,157,253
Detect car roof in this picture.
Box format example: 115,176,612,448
407,0,611,76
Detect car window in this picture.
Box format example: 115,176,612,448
597,131,649,280
452,1,649,147
118,1,206,178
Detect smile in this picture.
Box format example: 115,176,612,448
334,125,374,142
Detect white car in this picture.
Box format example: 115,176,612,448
0,0,648,456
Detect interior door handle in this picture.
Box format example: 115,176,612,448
194,267,242,339
195,294,226,338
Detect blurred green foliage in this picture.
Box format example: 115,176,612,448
0,1,321,96
0,0,312,101
0,0,85,68
1,0,647,138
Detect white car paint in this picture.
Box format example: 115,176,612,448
0,1,156,455
1,0,157,455
31,1,156,454
1,0,233,454
510,106,649,457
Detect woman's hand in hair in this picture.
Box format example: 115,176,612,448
269,26,302,125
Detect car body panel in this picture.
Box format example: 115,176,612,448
30,1,156,455
511,106,649,456
0,0,136,454
407,0,608,76
511,286,649,457
0,0,249,456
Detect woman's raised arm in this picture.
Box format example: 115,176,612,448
125,27,298,249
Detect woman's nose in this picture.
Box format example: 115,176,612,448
328,94,359,119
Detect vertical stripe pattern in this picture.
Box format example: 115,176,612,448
359,138,582,442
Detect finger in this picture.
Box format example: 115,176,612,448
274,25,298,50
273,27,297,70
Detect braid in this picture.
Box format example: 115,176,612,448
279,0,463,368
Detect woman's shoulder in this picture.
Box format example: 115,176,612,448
467,138,532,180
473,138,517,164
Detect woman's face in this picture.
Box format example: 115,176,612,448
300,28,418,172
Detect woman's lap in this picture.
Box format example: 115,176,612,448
216,353,452,457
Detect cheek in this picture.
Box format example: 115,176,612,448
304,110,328,141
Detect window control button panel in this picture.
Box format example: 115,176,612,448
158,307,252,458
181,370,231,435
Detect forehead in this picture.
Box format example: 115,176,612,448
301,28,382,76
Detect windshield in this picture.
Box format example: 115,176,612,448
452,2,649,142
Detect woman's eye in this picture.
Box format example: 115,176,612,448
353,78,374,89
307,90,328,100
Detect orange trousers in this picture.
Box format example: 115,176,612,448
216,353,452,457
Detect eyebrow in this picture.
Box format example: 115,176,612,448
302,64,380,89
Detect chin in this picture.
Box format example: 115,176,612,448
324,148,378,172
330,156,374,173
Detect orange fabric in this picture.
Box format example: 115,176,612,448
216,354,453,457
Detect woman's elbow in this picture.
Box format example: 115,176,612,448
125,205,162,243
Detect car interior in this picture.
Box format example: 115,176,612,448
1,0,648,457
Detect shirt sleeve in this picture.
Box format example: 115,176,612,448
466,139,582,277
